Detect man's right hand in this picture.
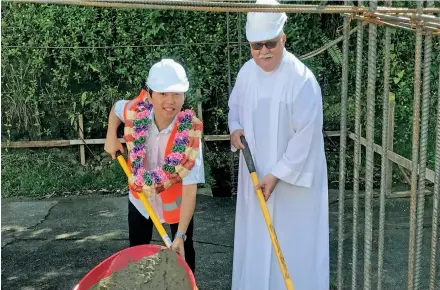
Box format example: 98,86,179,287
104,135,125,159
230,129,245,150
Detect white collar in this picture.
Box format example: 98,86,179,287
149,109,178,134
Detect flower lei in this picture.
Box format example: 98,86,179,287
129,99,195,194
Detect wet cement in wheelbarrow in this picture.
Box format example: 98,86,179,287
89,248,193,290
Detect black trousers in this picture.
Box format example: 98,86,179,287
128,200,196,273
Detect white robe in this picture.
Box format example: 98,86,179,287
228,49,329,290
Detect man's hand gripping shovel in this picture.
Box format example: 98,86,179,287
240,136,295,290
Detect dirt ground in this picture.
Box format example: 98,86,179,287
1,190,439,289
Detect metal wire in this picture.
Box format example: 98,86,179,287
350,14,440,36
2,41,244,49
407,1,423,288
4,23,362,55
6,0,440,14
302,24,363,60
351,1,364,289
4,29,361,62
429,62,440,290
377,1,392,289
364,1,378,289
370,12,440,30
414,0,433,287
337,2,350,288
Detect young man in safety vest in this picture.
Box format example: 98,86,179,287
104,59,205,273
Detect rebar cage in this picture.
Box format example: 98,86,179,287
3,0,440,289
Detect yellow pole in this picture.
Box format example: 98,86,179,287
240,136,294,290
115,151,172,248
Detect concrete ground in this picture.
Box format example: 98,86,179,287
1,190,439,290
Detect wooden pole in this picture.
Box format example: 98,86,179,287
196,89,203,123
78,114,86,166
1,131,341,148
348,132,436,183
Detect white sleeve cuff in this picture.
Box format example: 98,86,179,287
228,121,243,135
228,122,243,152
272,160,313,188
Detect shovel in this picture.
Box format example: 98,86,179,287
115,151,172,248
240,136,295,290
73,151,198,290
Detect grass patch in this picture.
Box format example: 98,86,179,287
1,145,213,198
1,147,127,198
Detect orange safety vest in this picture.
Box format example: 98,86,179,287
122,89,202,224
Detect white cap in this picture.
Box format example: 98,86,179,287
246,0,287,42
146,59,189,92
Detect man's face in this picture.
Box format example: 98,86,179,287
147,91,184,122
249,34,286,72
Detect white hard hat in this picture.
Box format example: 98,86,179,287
246,0,287,42
146,59,189,92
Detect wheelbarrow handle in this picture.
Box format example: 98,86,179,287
239,136,295,290
114,150,173,248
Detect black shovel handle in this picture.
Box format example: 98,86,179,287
240,136,256,173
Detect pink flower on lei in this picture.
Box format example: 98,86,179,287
170,152,183,162
136,110,150,119
130,149,145,160
155,168,168,183
175,130,189,139
132,130,147,139
135,167,146,184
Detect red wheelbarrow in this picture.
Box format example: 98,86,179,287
73,152,199,289
73,244,196,290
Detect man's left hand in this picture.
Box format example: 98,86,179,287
171,237,185,259
255,174,279,201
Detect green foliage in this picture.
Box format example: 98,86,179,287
1,3,348,140
1,147,127,197
1,2,439,196
321,35,343,67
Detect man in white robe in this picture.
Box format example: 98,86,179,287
227,0,330,289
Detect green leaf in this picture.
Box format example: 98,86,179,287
88,63,100,72
81,92,87,107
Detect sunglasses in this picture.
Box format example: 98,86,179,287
250,37,281,50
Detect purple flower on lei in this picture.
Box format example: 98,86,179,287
132,143,145,152
149,171,161,184
179,113,192,123
134,125,148,133
175,136,189,146
165,156,179,166
136,101,153,112
133,162,143,169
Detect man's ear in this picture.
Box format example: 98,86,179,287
146,90,153,101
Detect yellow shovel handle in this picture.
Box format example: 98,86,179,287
240,136,294,290
115,151,172,248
